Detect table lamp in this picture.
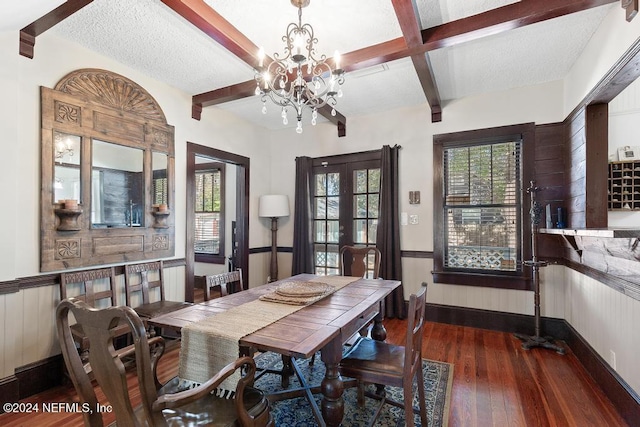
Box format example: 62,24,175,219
259,195,290,282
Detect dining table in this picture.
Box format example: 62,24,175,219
147,273,402,427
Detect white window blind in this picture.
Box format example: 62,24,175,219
443,140,522,272
195,169,221,255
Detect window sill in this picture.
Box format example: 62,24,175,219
432,270,531,291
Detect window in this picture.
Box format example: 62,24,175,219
194,163,225,263
433,124,534,290
312,152,381,278
153,172,167,205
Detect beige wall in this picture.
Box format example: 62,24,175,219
0,30,273,378
1,4,639,398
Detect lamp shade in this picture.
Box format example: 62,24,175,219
259,195,290,218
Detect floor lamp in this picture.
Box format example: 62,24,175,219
259,195,290,283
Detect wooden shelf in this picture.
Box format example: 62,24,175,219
608,160,640,211
539,228,640,238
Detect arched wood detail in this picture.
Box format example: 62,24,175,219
54,68,167,123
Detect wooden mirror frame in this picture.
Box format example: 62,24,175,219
40,68,175,272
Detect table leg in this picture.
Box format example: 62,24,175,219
281,355,293,388
370,300,387,342
320,338,344,427
371,300,387,395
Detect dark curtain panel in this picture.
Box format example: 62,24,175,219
377,145,406,319
292,156,314,275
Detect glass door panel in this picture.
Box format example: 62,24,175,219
313,160,380,278
313,168,342,275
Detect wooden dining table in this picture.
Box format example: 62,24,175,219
148,273,402,427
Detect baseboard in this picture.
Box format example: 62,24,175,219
562,321,640,425
0,354,64,413
425,302,568,339
0,375,19,414
426,303,640,426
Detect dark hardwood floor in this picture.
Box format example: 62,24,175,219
0,318,628,426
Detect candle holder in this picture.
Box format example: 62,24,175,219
151,209,171,228
55,207,83,231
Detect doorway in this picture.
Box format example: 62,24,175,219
185,143,249,302
311,152,381,277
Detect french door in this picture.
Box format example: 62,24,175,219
312,158,381,278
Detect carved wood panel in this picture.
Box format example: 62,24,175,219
40,69,175,272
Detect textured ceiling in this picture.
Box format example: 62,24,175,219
2,0,617,131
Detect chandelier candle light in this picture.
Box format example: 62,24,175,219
254,0,345,134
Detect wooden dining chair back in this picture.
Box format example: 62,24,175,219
339,245,381,279
124,260,191,319
59,267,129,363
339,284,428,427
204,269,243,301
56,297,273,427
59,267,117,307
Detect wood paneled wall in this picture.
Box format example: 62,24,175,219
534,122,566,259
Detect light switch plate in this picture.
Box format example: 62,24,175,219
401,212,408,226
409,214,419,225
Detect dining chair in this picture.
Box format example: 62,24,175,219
339,245,381,279
56,297,274,427
124,260,192,322
338,284,428,427
59,267,130,363
203,269,243,301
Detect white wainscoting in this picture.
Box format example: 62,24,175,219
0,265,185,379
564,268,640,396
403,258,566,318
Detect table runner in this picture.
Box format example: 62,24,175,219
178,276,358,389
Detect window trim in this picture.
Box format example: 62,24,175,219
433,123,535,291
194,162,225,264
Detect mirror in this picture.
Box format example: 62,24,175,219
91,139,144,228
53,131,81,204
608,77,640,227
40,68,175,272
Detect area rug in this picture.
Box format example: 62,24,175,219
254,352,452,427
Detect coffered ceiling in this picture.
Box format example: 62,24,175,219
2,0,624,133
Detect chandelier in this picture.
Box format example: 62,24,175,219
254,0,345,134
54,133,74,163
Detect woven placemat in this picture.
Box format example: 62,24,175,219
260,281,335,305
275,281,334,297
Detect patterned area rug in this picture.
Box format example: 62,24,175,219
254,352,452,427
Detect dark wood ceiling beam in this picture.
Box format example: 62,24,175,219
187,0,616,124
160,0,260,67
19,0,94,58
622,0,638,21
421,0,618,51
194,80,257,108
391,0,442,122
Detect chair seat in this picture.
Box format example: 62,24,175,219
147,377,269,426
340,337,405,383
134,300,193,318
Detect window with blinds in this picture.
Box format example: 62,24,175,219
194,167,223,258
153,176,167,205
443,140,522,272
